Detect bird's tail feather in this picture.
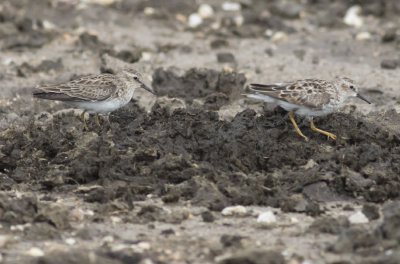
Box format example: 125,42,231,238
243,93,276,103
33,89,79,101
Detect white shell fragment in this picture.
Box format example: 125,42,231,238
348,211,369,224
143,7,155,16
271,31,288,43
221,205,248,216
188,13,203,28
198,4,214,19
26,247,45,257
344,5,363,28
355,32,371,40
256,211,277,226
222,2,241,11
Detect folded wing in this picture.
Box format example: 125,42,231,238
33,74,117,102
249,80,332,110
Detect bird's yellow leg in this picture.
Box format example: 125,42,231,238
95,114,101,126
310,120,336,140
288,111,309,142
80,111,89,131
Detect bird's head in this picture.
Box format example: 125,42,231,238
119,68,155,95
336,77,370,104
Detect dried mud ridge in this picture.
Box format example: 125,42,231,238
2,97,400,209
2,98,400,262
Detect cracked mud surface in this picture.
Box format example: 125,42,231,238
1,0,400,263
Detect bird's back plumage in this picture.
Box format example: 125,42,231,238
249,79,334,110
33,74,118,102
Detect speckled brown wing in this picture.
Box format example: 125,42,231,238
33,74,118,102
249,79,333,110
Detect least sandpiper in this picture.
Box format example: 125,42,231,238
245,77,371,141
33,68,155,130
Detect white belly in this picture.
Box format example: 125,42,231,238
246,93,336,118
295,106,335,117
70,98,129,114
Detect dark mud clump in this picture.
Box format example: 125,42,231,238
2,96,400,212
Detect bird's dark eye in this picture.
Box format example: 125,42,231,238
133,76,138,80
350,85,354,89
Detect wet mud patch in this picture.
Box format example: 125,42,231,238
1,103,400,212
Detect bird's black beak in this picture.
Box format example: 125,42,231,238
140,83,156,95
357,93,371,104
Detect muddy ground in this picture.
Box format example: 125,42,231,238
1,0,400,263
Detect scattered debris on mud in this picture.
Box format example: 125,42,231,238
1,0,400,263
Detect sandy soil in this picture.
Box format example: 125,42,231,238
1,0,400,263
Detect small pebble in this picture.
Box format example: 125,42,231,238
293,49,306,61
211,21,221,30
381,59,398,69
312,56,319,64
140,259,154,264
0,235,11,247
272,2,304,19
222,2,241,11
362,204,380,220
188,13,203,28
271,31,288,43
265,29,274,37
221,205,248,216
256,211,277,226
382,27,397,42
138,241,151,250
217,52,236,63
42,20,56,30
198,4,214,19
65,238,76,245
89,0,117,5
301,159,317,169
111,216,122,224
356,32,371,40
141,52,152,61
344,5,363,28
101,235,114,245
210,39,229,49
175,14,187,23
201,211,215,222
348,211,369,224
11,224,28,231
26,247,44,257
144,7,155,16
234,15,244,27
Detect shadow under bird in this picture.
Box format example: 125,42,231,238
245,77,371,141
33,68,155,130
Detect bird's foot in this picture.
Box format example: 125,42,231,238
310,121,336,141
